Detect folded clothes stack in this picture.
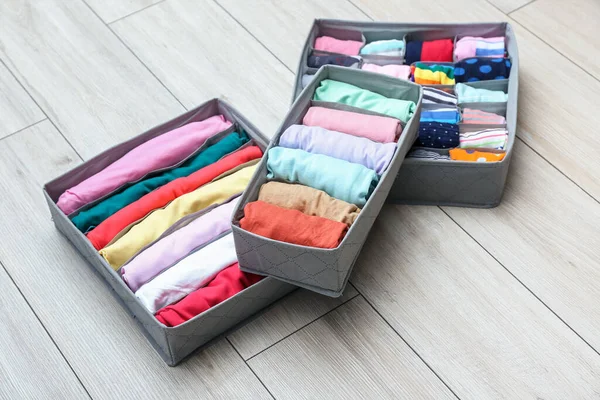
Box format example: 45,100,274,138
411,63,455,85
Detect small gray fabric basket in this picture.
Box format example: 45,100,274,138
43,99,295,366
232,66,422,297
293,20,519,208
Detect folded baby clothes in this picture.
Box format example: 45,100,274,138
420,108,461,124
449,148,506,162
455,83,508,103
360,39,405,56
405,39,454,65
135,233,237,314
72,132,249,234
361,63,411,80
121,199,238,292
422,87,457,106
57,116,232,215
259,182,360,225
454,58,511,83
307,54,360,68
454,36,505,61
412,63,455,85
301,74,315,89
240,201,348,249
314,79,416,123
99,164,257,270
155,263,263,327
303,106,401,143
279,124,396,174
461,108,506,124
86,145,262,250
314,36,363,56
459,128,508,149
416,122,460,149
407,149,451,160
266,147,378,207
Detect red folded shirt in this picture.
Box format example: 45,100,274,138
421,39,454,62
239,200,348,249
155,263,263,327
87,146,263,250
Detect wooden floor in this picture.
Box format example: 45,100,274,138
0,0,599,398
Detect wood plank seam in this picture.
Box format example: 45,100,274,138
226,338,276,400
106,0,167,25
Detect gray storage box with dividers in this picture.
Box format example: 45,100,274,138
43,99,296,366
293,20,518,208
232,66,422,297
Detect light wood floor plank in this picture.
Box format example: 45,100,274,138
249,296,456,400
85,0,163,23
0,0,184,160
0,121,271,399
111,0,293,138
487,0,534,13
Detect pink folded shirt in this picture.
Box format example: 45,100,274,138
121,198,238,292
57,116,232,215
361,63,411,80
314,36,363,56
302,106,401,143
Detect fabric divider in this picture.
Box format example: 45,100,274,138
309,100,404,126
463,78,509,93
458,123,507,133
458,102,507,117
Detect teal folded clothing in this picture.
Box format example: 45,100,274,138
266,147,379,207
455,83,508,103
71,132,249,233
360,39,405,56
313,79,416,123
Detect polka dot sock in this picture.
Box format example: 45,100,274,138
454,57,511,83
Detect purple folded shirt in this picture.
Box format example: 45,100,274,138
278,125,396,175
121,198,238,292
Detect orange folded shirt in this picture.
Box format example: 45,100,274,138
240,201,348,249
449,148,506,162
87,146,263,250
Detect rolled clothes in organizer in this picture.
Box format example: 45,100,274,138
416,122,459,149
279,124,396,174
72,131,249,234
307,54,360,68
313,36,363,56
57,116,232,215
455,83,508,103
411,63,455,85
361,63,411,80
86,145,262,250
405,39,454,65
135,233,237,314
454,58,511,83
420,108,461,124
313,79,416,123
359,39,405,56
155,263,263,327
459,128,508,149
303,106,401,143
240,201,348,249
99,164,258,270
461,108,506,124
259,182,360,225
450,148,506,162
422,87,457,106
266,147,379,207
121,199,238,292
454,36,505,61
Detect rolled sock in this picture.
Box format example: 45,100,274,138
459,128,508,149
456,83,508,103
57,116,232,215
301,74,315,89
360,39,405,56
416,122,459,149
412,63,455,85
155,263,263,327
240,201,348,249
99,164,257,270
422,87,457,106
407,149,450,160
454,58,511,83
303,106,401,143
455,36,505,61
135,233,237,314
361,63,411,80
449,148,506,162
420,108,461,124
258,182,360,225
307,54,360,68
406,39,453,64
461,108,506,124
313,79,416,123
279,124,396,174
314,36,362,56
266,147,379,207
121,199,238,292
405,41,423,65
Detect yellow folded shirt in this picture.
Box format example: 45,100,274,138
100,164,257,270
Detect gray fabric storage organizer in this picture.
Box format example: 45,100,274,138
232,66,422,297
43,99,296,366
293,20,518,208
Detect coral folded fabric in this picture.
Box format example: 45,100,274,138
57,116,232,215
449,148,506,162
405,39,453,65
416,122,460,149
422,87,457,106
454,36,505,61
303,106,400,143
461,108,506,124
258,182,360,225
361,63,411,80
308,54,360,68
266,147,378,207
314,36,363,56
240,201,348,249
155,263,263,327
279,124,396,174
360,39,405,56
459,128,508,149
412,63,455,85
455,83,508,103
420,107,461,124
454,58,511,83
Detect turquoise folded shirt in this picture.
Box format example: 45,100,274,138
71,132,249,233
313,79,416,123
360,39,405,55
455,83,508,103
266,147,379,207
